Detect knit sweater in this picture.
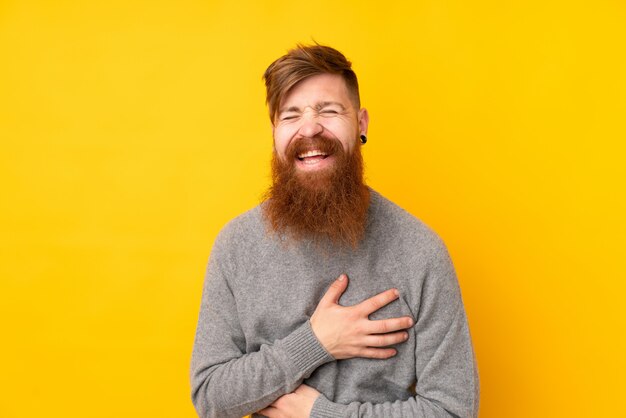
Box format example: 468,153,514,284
190,190,479,418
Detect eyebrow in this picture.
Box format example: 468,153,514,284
278,101,346,114
316,101,346,110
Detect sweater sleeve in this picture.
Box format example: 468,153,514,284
309,238,479,418
190,225,335,418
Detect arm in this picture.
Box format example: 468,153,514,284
190,228,334,418
190,229,415,418
263,241,480,418
311,308,477,417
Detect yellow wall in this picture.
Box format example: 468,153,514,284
1,1,624,417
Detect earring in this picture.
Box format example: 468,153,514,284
360,134,367,144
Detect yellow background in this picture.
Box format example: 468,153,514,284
1,1,625,417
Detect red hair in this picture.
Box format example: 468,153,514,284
263,44,361,123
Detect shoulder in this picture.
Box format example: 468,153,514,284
369,191,461,309
210,204,267,260
369,190,450,263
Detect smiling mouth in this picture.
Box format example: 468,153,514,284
297,149,329,165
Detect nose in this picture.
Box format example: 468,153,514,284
297,109,324,138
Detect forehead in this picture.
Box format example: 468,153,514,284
280,73,353,108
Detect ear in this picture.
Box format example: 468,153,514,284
358,108,370,136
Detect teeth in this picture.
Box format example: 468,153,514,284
297,150,327,159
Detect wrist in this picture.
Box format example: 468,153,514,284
310,394,346,418
279,321,335,375
310,316,336,359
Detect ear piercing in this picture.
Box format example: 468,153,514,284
360,134,367,144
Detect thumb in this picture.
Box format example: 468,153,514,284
319,274,348,306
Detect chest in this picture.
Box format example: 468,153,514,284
230,247,422,353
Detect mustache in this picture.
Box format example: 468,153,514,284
285,135,344,160
264,132,369,250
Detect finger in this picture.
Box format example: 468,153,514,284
363,331,409,347
357,347,397,359
272,393,293,408
367,316,414,334
318,274,349,306
357,288,399,315
258,406,280,418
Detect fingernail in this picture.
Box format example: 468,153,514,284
338,274,345,281
393,289,399,297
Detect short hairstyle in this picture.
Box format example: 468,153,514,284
263,44,361,123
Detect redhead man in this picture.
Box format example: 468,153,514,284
191,44,479,418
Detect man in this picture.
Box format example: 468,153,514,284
191,44,479,418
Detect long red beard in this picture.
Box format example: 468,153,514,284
262,135,370,249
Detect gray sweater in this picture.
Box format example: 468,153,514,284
190,190,479,418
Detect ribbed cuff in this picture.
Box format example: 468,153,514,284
310,394,348,418
278,320,334,378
